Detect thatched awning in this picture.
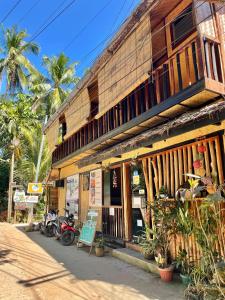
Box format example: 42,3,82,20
77,100,225,168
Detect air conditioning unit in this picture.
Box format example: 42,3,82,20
55,179,64,188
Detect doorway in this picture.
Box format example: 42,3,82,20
130,162,146,241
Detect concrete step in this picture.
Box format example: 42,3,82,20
112,247,159,275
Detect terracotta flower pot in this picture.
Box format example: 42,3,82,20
158,265,174,282
95,246,104,257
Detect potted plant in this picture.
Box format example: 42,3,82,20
139,225,155,260
95,236,105,257
151,198,177,282
176,248,192,285
140,239,155,260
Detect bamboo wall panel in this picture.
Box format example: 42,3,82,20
64,89,90,138
215,4,225,51
195,1,216,38
142,135,225,261
45,120,59,153
98,16,152,114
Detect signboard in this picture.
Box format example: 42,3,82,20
132,196,146,208
79,209,98,249
13,190,26,202
25,195,38,203
14,202,33,210
27,183,43,194
66,174,79,219
89,169,102,207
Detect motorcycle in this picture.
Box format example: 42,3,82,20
53,212,80,246
39,210,57,237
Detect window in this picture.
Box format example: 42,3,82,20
88,80,99,119
58,115,67,144
171,5,194,48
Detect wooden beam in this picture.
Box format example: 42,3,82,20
122,163,132,241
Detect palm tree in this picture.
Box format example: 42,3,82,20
30,53,79,115
0,25,40,93
15,125,50,185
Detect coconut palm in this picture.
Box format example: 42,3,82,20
15,125,50,185
0,25,40,93
30,53,79,115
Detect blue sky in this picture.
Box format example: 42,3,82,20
1,0,140,77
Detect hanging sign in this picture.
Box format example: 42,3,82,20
25,195,38,203
14,202,33,210
132,170,140,185
66,174,79,219
89,169,102,207
27,183,43,194
13,190,26,202
109,207,115,216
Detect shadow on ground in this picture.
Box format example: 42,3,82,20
13,228,185,300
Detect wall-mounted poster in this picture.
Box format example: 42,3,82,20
89,169,102,207
66,174,79,219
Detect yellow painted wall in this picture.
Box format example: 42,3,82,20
58,186,66,215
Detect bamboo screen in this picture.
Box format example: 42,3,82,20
98,16,152,116
215,3,225,50
195,1,216,38
45,120,60,153
142,135,225,260
64,88,90,138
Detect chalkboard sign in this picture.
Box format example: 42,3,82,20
79,220,96,246
78,209,98,253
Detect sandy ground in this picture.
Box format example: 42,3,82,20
0,223,184,300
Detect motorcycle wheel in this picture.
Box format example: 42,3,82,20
61,230,75,246
45,225,54,237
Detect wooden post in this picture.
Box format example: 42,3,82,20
122,163,132,241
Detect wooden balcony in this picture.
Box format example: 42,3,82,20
52,35,225,167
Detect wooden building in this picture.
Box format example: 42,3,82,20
44,0,225,258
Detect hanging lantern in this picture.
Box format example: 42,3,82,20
197,145,206,153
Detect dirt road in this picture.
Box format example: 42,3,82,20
0,223,184,300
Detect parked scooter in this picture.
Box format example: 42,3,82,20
39,210,57,237
53,210,80,246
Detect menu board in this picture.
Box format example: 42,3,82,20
89,169,102,207
79,209,98,246
66,174,79,219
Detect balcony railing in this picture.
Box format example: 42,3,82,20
52,36,223,164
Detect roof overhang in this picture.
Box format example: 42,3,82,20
77,100,225,167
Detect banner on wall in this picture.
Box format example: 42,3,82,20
66,174,79,219
89,169,102,207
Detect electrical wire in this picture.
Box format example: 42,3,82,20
63,0,114,52
60,0,210,121
17,0,41,24
29,0,77,42
0,0,22,24
76,0,207,75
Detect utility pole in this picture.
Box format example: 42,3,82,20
35,116,48,182
7,137,19,222
28,116,48,223
7,149,15,222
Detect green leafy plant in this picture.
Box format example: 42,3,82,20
150,198,177,268
95,236,105,248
